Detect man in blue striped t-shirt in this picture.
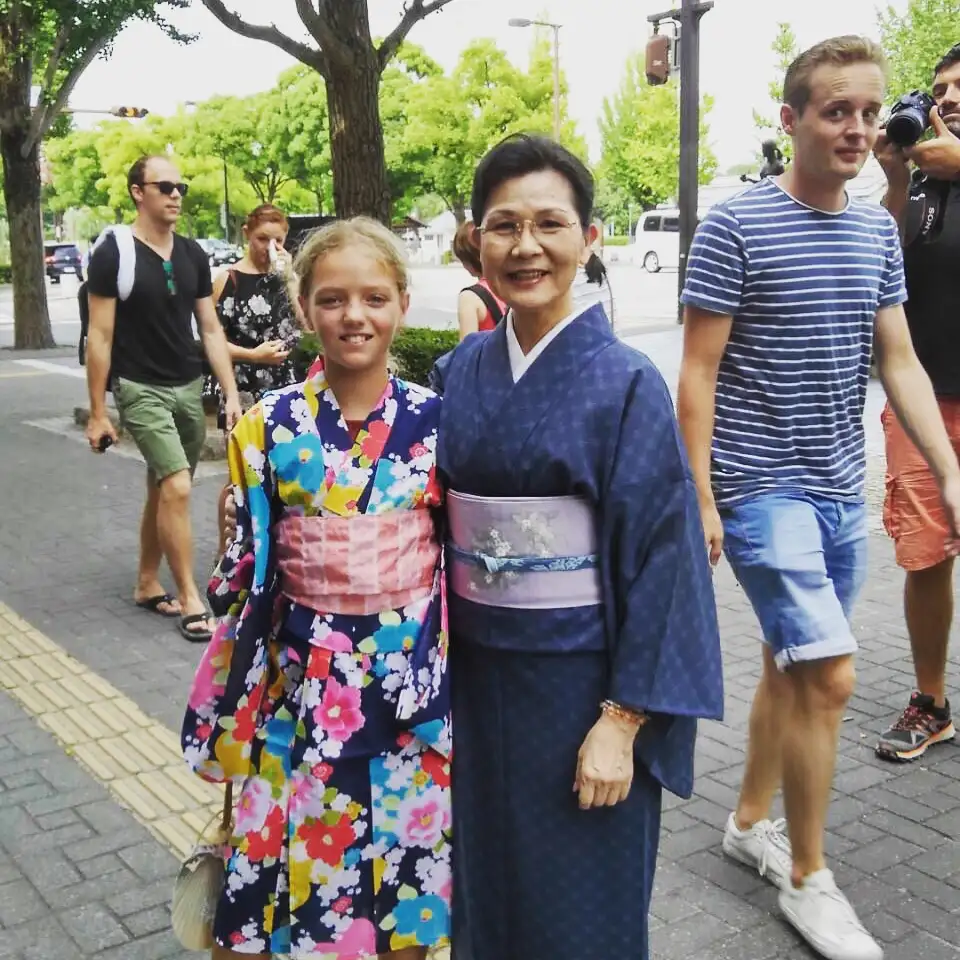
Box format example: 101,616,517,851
678,36,960,960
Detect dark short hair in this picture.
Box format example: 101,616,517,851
127,155,166,203
471,134,594,229
934,44,960,80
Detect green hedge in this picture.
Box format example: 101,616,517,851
291,327,459,387
604,235,630,246
0,264,11,284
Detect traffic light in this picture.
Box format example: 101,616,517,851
645,33,672,85
111,106,149,118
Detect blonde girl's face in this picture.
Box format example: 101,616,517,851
299,243,409,375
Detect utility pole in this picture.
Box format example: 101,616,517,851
509,18,563,141
647,1,713,323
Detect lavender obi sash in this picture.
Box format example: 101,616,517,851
274,510,439,616
447,491,602,609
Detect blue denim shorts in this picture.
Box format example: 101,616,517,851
721,492,868,670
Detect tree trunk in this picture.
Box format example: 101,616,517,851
325,53,392,223
0,123,54,349
452,199,467,225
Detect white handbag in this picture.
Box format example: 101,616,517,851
171,782,234,951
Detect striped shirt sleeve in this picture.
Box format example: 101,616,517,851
877,213,908,309
680,207,746,316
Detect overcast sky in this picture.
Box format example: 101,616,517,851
69,0,909,169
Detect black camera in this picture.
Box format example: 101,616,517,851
886,90,937,147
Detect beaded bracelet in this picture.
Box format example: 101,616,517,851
600,699,648,727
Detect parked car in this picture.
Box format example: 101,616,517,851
628,210,681,273
197,238,242,266
44,242,83,282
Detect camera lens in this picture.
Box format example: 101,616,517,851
887,110,926,147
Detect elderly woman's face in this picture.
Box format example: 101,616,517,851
477,169,588,320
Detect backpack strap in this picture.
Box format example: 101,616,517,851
91,225,137,301
464,282,504,325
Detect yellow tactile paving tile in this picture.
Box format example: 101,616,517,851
0,602,453,959
0,601,222,860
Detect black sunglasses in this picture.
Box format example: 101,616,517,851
142,180,189,197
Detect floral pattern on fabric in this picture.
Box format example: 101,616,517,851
182,357,450,957
203,269,301,409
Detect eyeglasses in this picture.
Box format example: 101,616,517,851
478,217,579,244
163,259,177,298
142,180,189,197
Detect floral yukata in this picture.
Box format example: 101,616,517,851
182,358,451,958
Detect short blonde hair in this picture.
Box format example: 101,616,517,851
783,36,887,115
293,216,410,301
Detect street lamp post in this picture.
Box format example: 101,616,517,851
185,100,231,243
508,17,562,141
647,1,713,323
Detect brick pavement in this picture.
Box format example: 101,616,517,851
0,337,958,959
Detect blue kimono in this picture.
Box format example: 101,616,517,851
435,304,724,960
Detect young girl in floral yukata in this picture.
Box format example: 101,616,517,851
182,217,452,960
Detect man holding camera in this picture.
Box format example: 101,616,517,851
874,44,960,762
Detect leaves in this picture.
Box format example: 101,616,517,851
599,55,717,211
752,22,798,162
393,33,587,220
878,0,960,94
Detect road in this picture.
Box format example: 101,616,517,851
0,262,681,349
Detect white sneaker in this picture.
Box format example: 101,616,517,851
721,812,793,889
778,869,883,960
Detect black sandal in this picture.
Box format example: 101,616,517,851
178,613,213,643
135,594,181,618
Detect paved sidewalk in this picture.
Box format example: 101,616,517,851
0,333,957,959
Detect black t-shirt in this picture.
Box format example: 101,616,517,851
87,233,212,386
902,180,960,396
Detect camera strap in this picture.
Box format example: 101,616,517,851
904,175,947,247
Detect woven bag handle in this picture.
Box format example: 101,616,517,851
220,782,233,832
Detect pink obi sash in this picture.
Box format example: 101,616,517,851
275,509,440,616
447,491,602,609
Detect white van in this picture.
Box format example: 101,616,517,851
630,208,680,273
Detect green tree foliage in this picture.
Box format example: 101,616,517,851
0,0,190,347
752,22,799,162
199,0,459,222
878,0,960,94
397,33,584,222
599,53,717,211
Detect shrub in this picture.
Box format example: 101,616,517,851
289,326,459,387
392,327,459,385
0,264,12,284
604,235,630,246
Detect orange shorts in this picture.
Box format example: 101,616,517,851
882,399,960,571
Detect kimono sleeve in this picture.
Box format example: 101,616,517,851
208,403,274,617
600,362,724,722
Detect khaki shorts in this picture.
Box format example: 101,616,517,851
882,399,960,571
113,376,206,483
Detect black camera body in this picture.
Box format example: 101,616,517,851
886,90,937,147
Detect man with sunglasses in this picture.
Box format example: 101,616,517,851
85,154,241,643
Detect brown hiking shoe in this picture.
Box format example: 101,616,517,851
876,692,955,762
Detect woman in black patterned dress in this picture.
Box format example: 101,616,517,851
207,204,304,548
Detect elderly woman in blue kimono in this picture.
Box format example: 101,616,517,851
435,134,724,960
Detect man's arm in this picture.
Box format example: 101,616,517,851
875,305,960,488
677,306,734,564
84,295,119,450
196,296,241,429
